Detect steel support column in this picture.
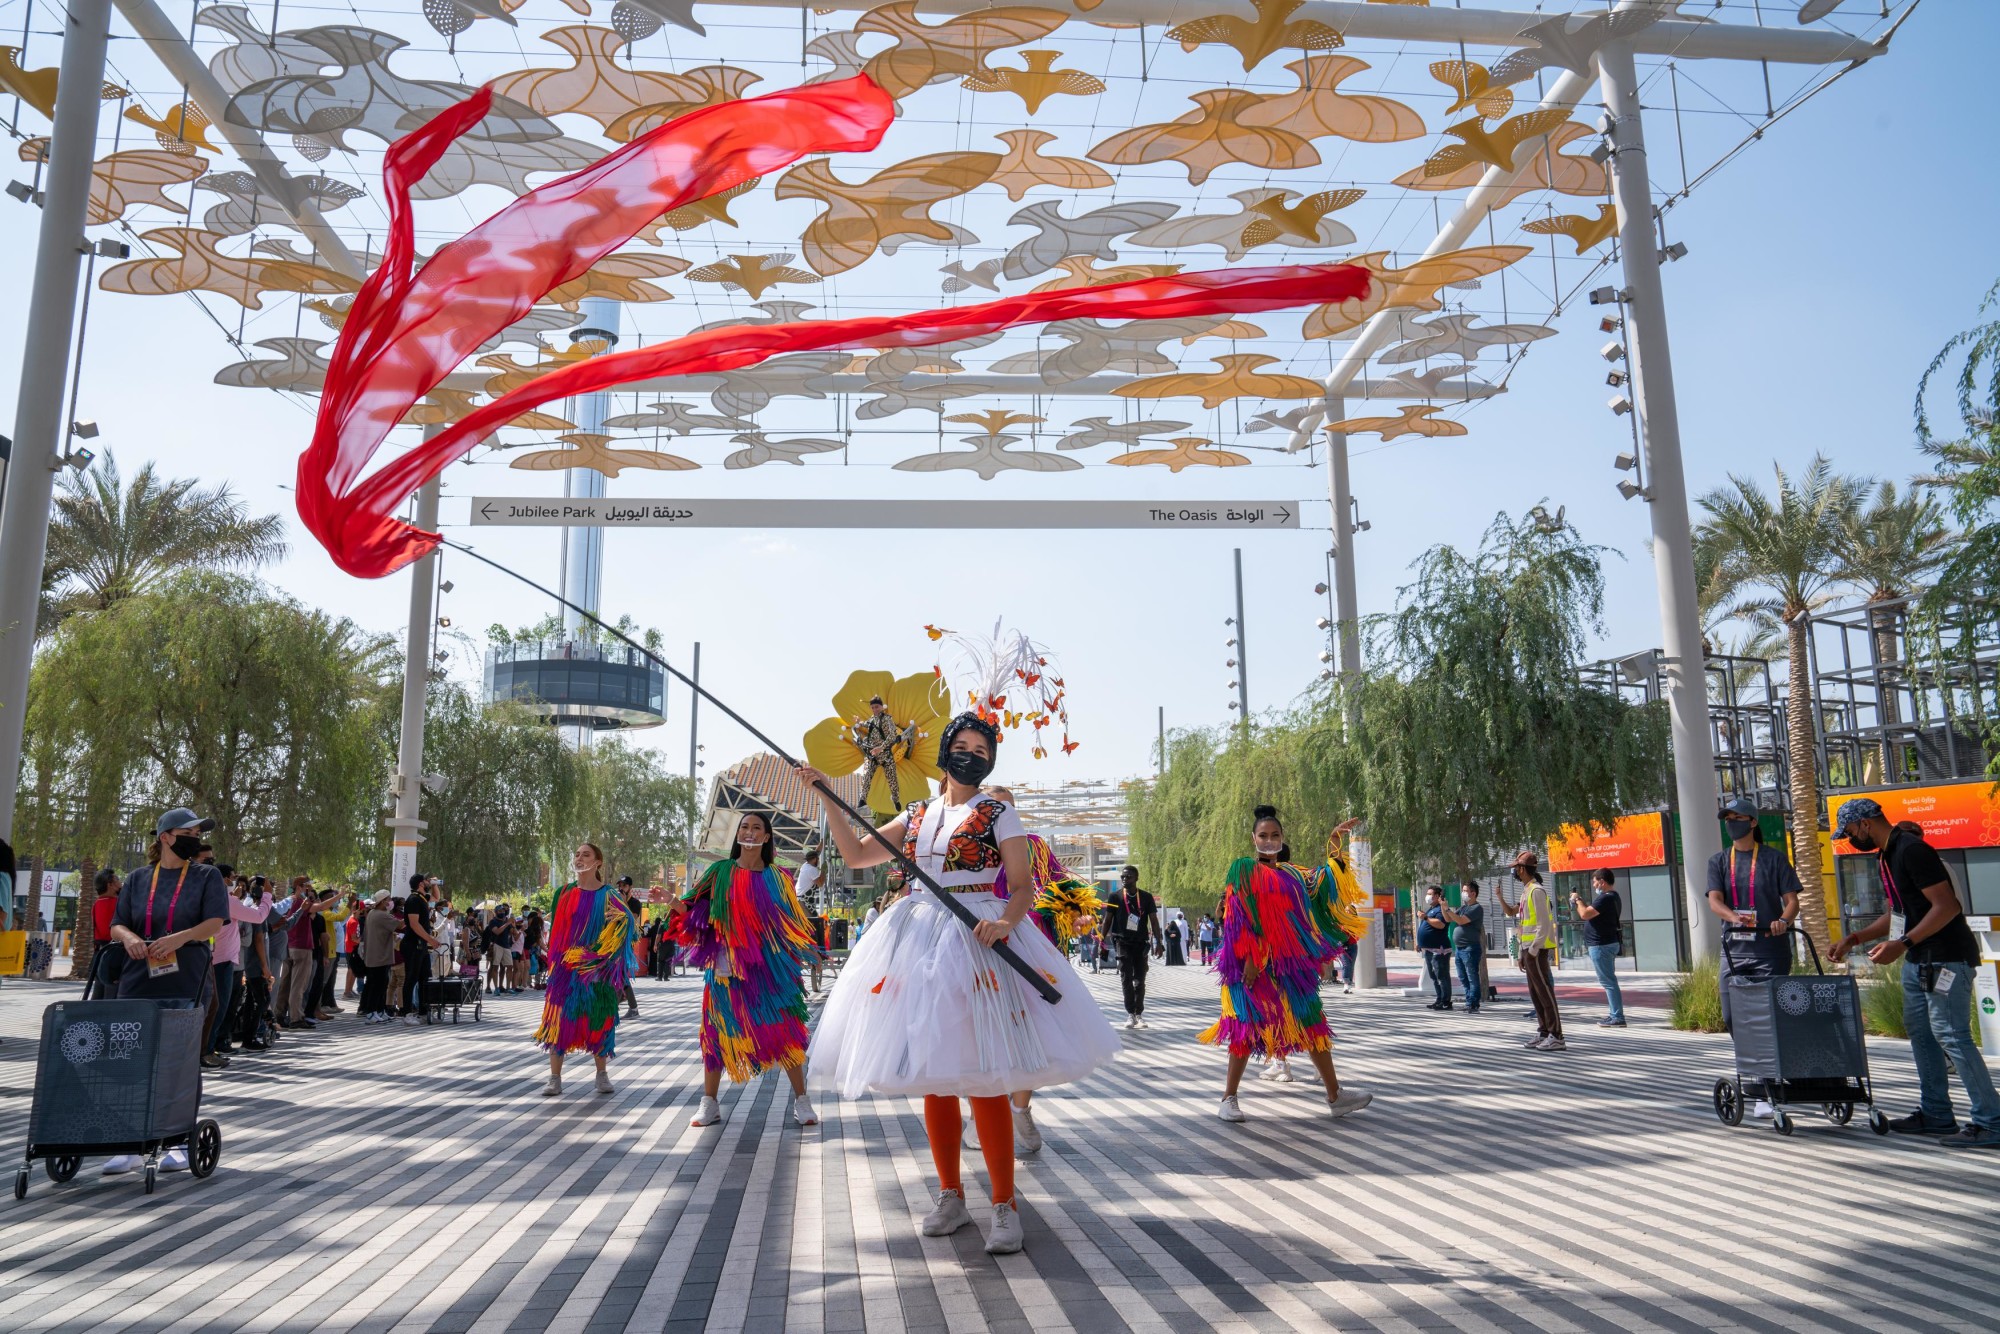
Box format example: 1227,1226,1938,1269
386,449,443,894
1598,43,1721,965
0,0,112,842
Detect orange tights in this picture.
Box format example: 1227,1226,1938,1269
923,1094,1013,1206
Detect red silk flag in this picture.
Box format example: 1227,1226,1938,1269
300,75,896,576
300,78,1375,578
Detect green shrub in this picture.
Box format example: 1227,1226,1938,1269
1669,957,1725,1032
1859,964,1907,1039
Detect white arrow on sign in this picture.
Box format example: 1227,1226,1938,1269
466,498,1300,531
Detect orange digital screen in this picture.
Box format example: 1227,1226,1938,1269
1544,812,1668,873
1829,783,2000,853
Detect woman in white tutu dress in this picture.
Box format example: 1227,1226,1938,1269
799,712,1118,1255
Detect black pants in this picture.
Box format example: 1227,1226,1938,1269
401,949,431,1014
360,963,390,1016
1424,950,1454,1007
1118,949,1149,1016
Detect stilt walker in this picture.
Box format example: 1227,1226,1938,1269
672,811,820,1129
1204,805,1373,1123
537,842,635,1096
800,714,1119,1254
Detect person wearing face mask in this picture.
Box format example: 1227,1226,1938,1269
1100,865,1164,1029
536,843,636,1096
1830,799,1999,1147
668,813,818,1129
799,712,1118,1256
1501,851,1563,1051
99,809,232,1176
1706,797,1801,1118
1204,804,1371,1123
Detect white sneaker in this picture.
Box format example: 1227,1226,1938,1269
1134,1016,1148,1029
1274,1060,1296,1083
1217,1095,1245,1123
963,1116,979,1150
541,1076,562,1097
160,1148,189,1172
985,1200,1024,1254
793,1094,819,1127
1526,1036,1550,1050
691,1095,722,1127
1752,1100,1775,1120
1258,1059,1283,1081
402,1014,423,1026
1540,1037,1567,1052
920,1187,973,1236
1327,1089,1373,1119
1013,1105,1042,1156
1342,983,1354,994
100,1154,139,1176
1125,1015,1139,1029
595,1069,614,1095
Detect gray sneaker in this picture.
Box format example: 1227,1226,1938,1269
1217,1094,1245,1123
1939,1124,2000,1150
984,1200,1024,1254
1327,1089,1373,1119
1013,1105,1042,1156
921,1187,973,1236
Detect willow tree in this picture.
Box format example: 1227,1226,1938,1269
27,573,395,875
581,740,699,884
1349,510,1670,884
415,683,587,900
1130,707,1365,913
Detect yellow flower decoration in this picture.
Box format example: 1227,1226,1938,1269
802,669,951,818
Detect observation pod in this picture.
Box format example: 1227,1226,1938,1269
483,639,666,731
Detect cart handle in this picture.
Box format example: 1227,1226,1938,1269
1722,923,1825,976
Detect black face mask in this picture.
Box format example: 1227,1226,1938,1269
170,833,204,860
942,749,995,787
1845,828,1876,853
1724,818,1755,842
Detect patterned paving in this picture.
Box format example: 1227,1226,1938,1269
1,960,1997,1333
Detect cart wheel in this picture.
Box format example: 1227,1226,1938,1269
1772,1109,1794,1136
474,1002,483,1023
44,1155,80,1184
189,1120,221,1180
143,1165,157,1195
1824,1102,1854,1126
13,1168,26,1201
1712,1079,1744,1127
1868,1109,1890,1136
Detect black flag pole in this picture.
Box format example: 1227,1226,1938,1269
437,536,1062,1005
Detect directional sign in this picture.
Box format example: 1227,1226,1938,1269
467,498,1300,531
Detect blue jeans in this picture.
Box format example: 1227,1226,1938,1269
208,962,238,1053
1454,946,1482,1010
1423,950,1453,1006
1587,944,1625,1023
1903,960,2000,1131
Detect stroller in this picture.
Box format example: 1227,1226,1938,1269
1712,927,1886,1136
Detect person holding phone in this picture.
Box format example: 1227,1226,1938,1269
1501,852,1563,1051
1830,800,1999,1148
1416,886,1453,1010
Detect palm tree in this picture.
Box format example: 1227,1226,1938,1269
1694,456,1869,955
39,453,286,634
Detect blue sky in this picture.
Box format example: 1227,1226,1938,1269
0,1,1989,790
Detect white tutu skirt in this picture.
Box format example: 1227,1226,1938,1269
810,889,1121,1099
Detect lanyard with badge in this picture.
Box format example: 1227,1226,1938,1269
1124,887,1141,933
144,864,191,978
1728,848,1758,919
1879,850,1908,951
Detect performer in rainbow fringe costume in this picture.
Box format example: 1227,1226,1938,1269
1262,817,1373,1083
986,784,1104,1157
1201,804,1373,1123
536,841,636,1097
670,811,819,1130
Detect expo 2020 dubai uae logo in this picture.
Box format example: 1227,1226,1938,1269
59,1021,106,1065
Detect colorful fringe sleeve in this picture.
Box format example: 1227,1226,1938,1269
995,834,1103,949
1324,852,1374,941
1199,858,1335,1059
698,864,814,1082
535,885,631,1055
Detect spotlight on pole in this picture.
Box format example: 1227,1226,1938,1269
1315,616,1331,630
1614,451,1638,472
1606,369,1627,388
1617,479,1648,501
1600,340,1625,363
1314,582,1328,595
1662,241,1689,262
1598,315,1623,335
1588,286,1626,307
1608,395,1633,416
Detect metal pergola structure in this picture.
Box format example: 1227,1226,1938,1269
0,1,1908,976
